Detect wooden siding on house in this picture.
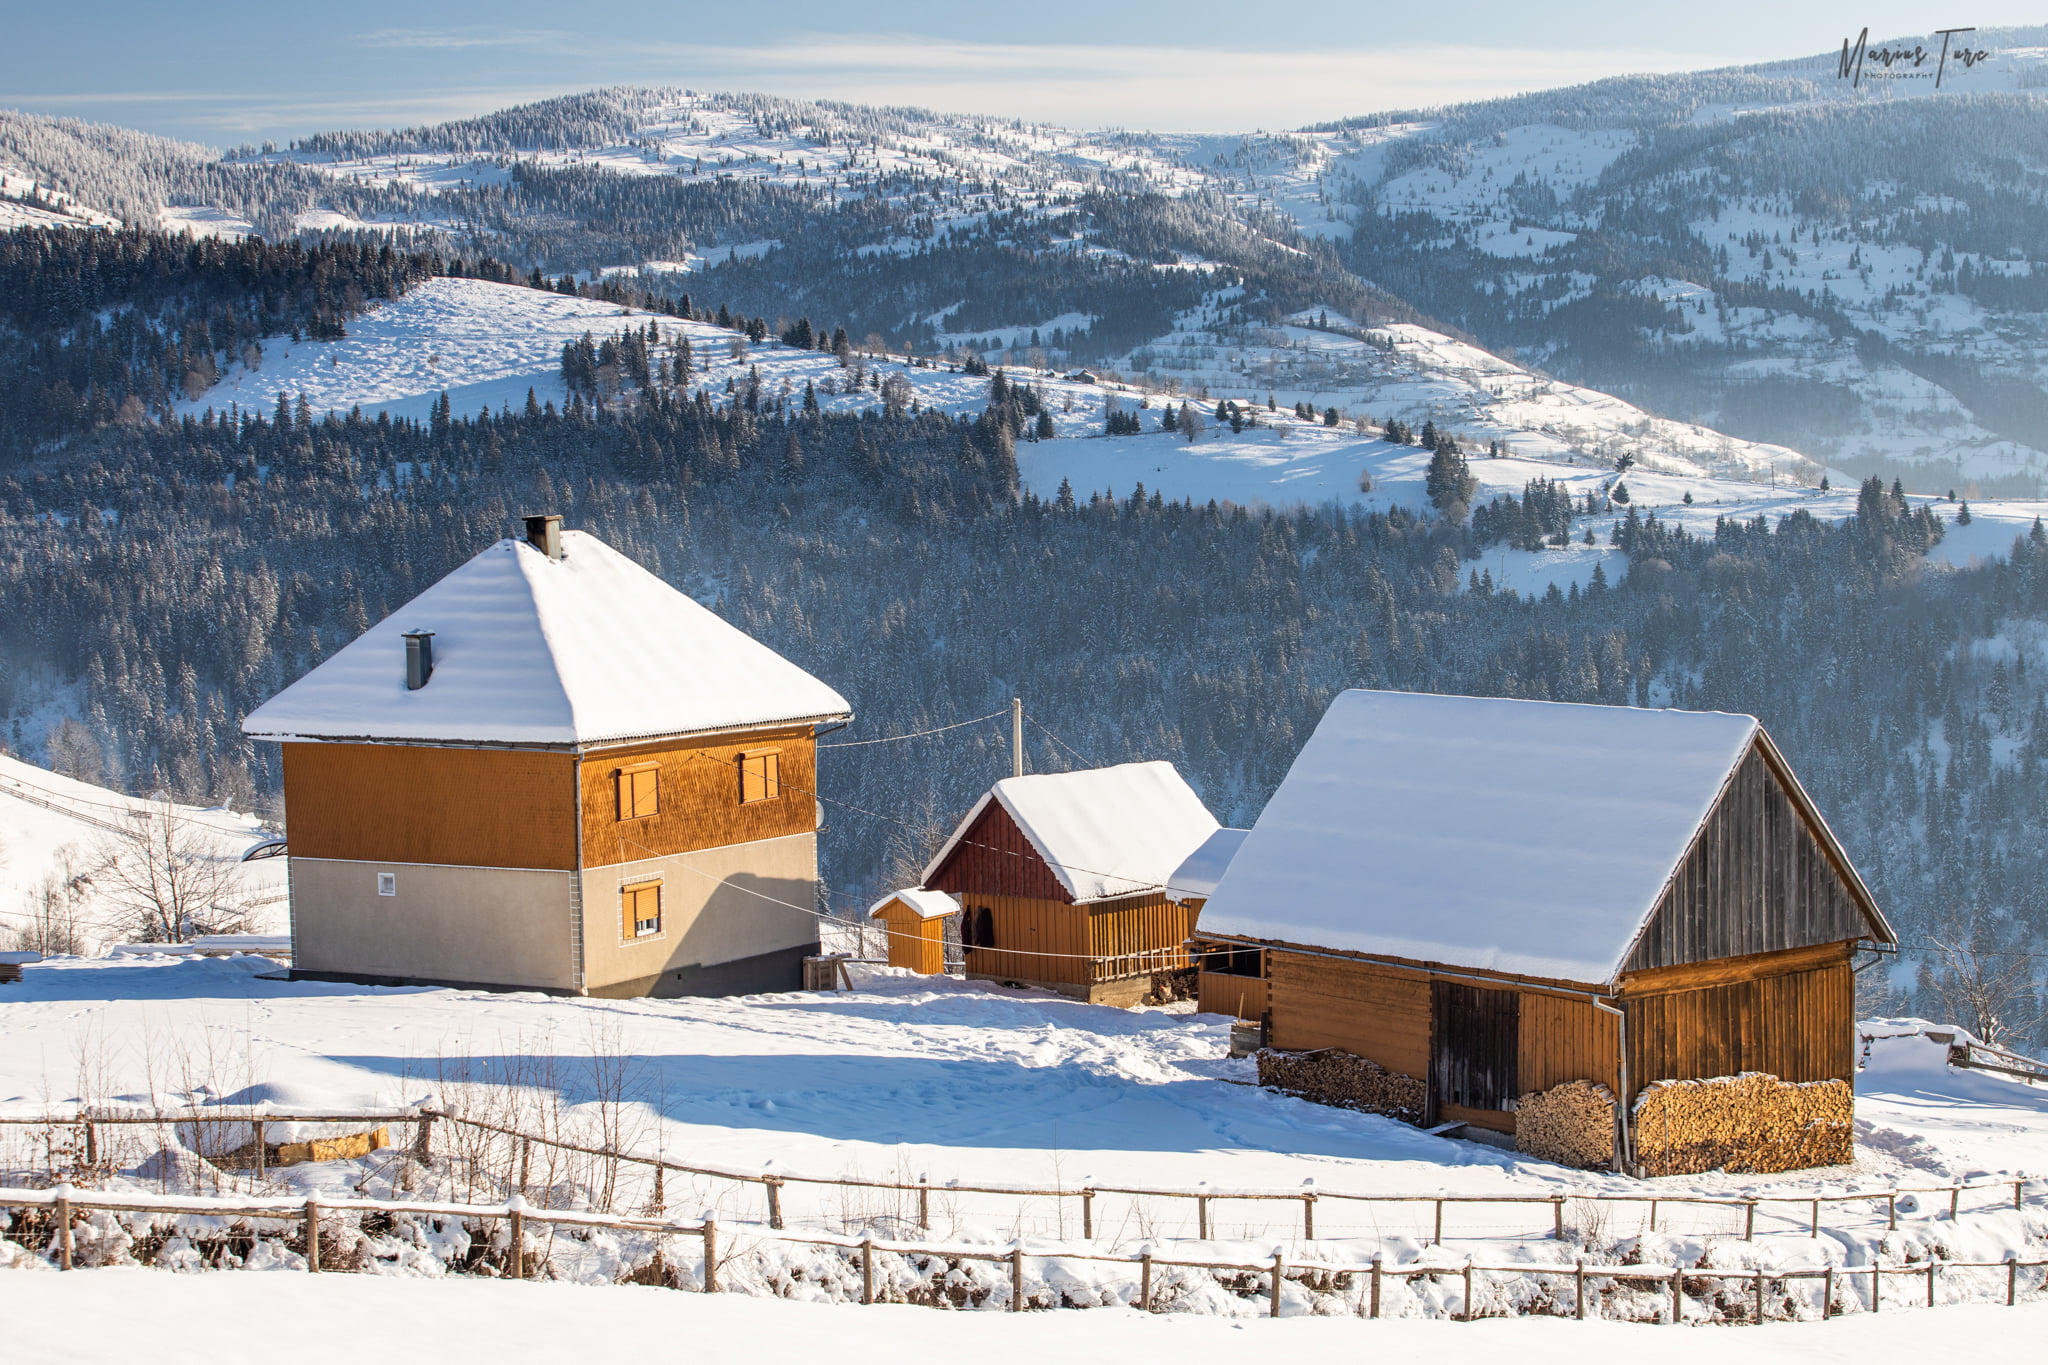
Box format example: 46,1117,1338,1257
282,743,577,869
1266,951,1432,1080
960,893,1091,987
1626,741,1876,971
1621,941,1857,1089
580,727,816,868
926,802,1073,903
1198,969,1268,1020
1519,991,1620,1096
1087,893,1196,980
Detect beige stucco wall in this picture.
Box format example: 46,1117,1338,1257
579,831,820,993
289,858,576,990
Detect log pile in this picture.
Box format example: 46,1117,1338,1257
1257,1048,1426,1125
1632,1072,1853,1176
1514,1080,1616,1169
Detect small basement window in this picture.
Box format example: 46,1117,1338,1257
622,880,663,939
377,872,397,897
616,762,660,820
738,749,782,804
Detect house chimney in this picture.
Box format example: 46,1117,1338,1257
524,513,563,560
403,631,435,690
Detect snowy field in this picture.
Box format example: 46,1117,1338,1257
0,755,286,955
3,1269,2043,1364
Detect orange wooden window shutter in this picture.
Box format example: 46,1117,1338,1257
623,881,662,937
739,750,782,803
617,763,659,819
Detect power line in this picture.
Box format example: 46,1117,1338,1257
1025,713,1095,769
818,709,1008,749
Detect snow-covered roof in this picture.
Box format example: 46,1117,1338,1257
1198,690,1771,985
924,761,1220,904
243,530,851,747
1166,828,1248,903
868,888,960,921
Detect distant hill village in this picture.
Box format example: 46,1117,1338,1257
243,517,1898,1178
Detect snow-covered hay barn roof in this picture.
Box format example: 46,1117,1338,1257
1166,827,1248,904
869,888,960,921
1199,690,1888,986
243,530,851,747
924,761,1220,905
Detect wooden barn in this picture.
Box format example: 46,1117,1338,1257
241,515,853,997
868,888,959,976
922,762,1221,1005
1195,689,1896,1172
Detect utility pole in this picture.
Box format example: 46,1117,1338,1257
1012,696,1025,779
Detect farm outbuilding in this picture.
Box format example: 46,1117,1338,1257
922,762,1220,1005
1196,689,1896,1174
868,888,959,975
242,516,853,998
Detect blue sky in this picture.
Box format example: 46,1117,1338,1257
10,3,2048,143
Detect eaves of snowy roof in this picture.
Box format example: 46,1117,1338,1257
869,888,960,921
1165,827,1248,904
241,531,852,748
922,761,1221,905
1197,689,1888,988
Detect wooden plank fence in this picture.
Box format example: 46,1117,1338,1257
0,1106,2036,1248
1,1183,2043,1324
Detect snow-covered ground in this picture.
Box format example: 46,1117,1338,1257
5,1268,2044,1363
0,755,286,955
1,959,2041,1249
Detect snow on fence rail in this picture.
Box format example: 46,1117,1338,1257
0,1106,2037,1248
2,1183,2044,1323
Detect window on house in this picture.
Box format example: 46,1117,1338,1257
622,880,663,938
616,762,660,820
738,749,782,804
376,872,397,897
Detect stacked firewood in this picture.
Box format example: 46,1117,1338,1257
1257,1048,1426,1124
1514,1080,1616,1169
1632,1073,1853,1175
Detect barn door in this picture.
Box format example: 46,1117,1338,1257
1431,982,1520,1115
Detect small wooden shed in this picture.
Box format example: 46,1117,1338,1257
868,888,959,975
1197,689,1896,1173
923,762,1221,1005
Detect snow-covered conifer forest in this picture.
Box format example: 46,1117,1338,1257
5,32,2048,1039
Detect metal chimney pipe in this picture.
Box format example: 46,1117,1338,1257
403,632,435,690
523,513,562,560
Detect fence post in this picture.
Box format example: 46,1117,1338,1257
1744,1200,1756,1241
1302,1193,1316,1242
861,1236,875,1305
253,1119,266,1180
702,1219,718,1293
1551,1196,1564,1240
1010,1248,1025,1312
83,1120,96,1168
1887,1192,1897,1231
1753,1269,1763,1324
1141,1250,1153,1312
1371,1255,1384,1320
1928,1260,1937,1308
1822,1265,1833,1319
1810,1199,1820,1238
507,1195,525,1281
1670,1265,1683,1324
1082,1189,1094,1241
304,1199,321,1273
1197,1194,1210,1241
1648,1198,1658,1233
413,1112,435,1164
2016,1180,2025,1212
918,1175,930,1232
2007,1257,2017,1306
650,1164,664,1215
518,1137,531,1195
1433,1198,1444,1246
1462,1261,1474,1322
1575,1259,1586,1320
766,1178,784,1231
53,1184,73,1271
1271,1252,1285,1318
1872,1263,1880,1313
1949,1185,1959,1221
